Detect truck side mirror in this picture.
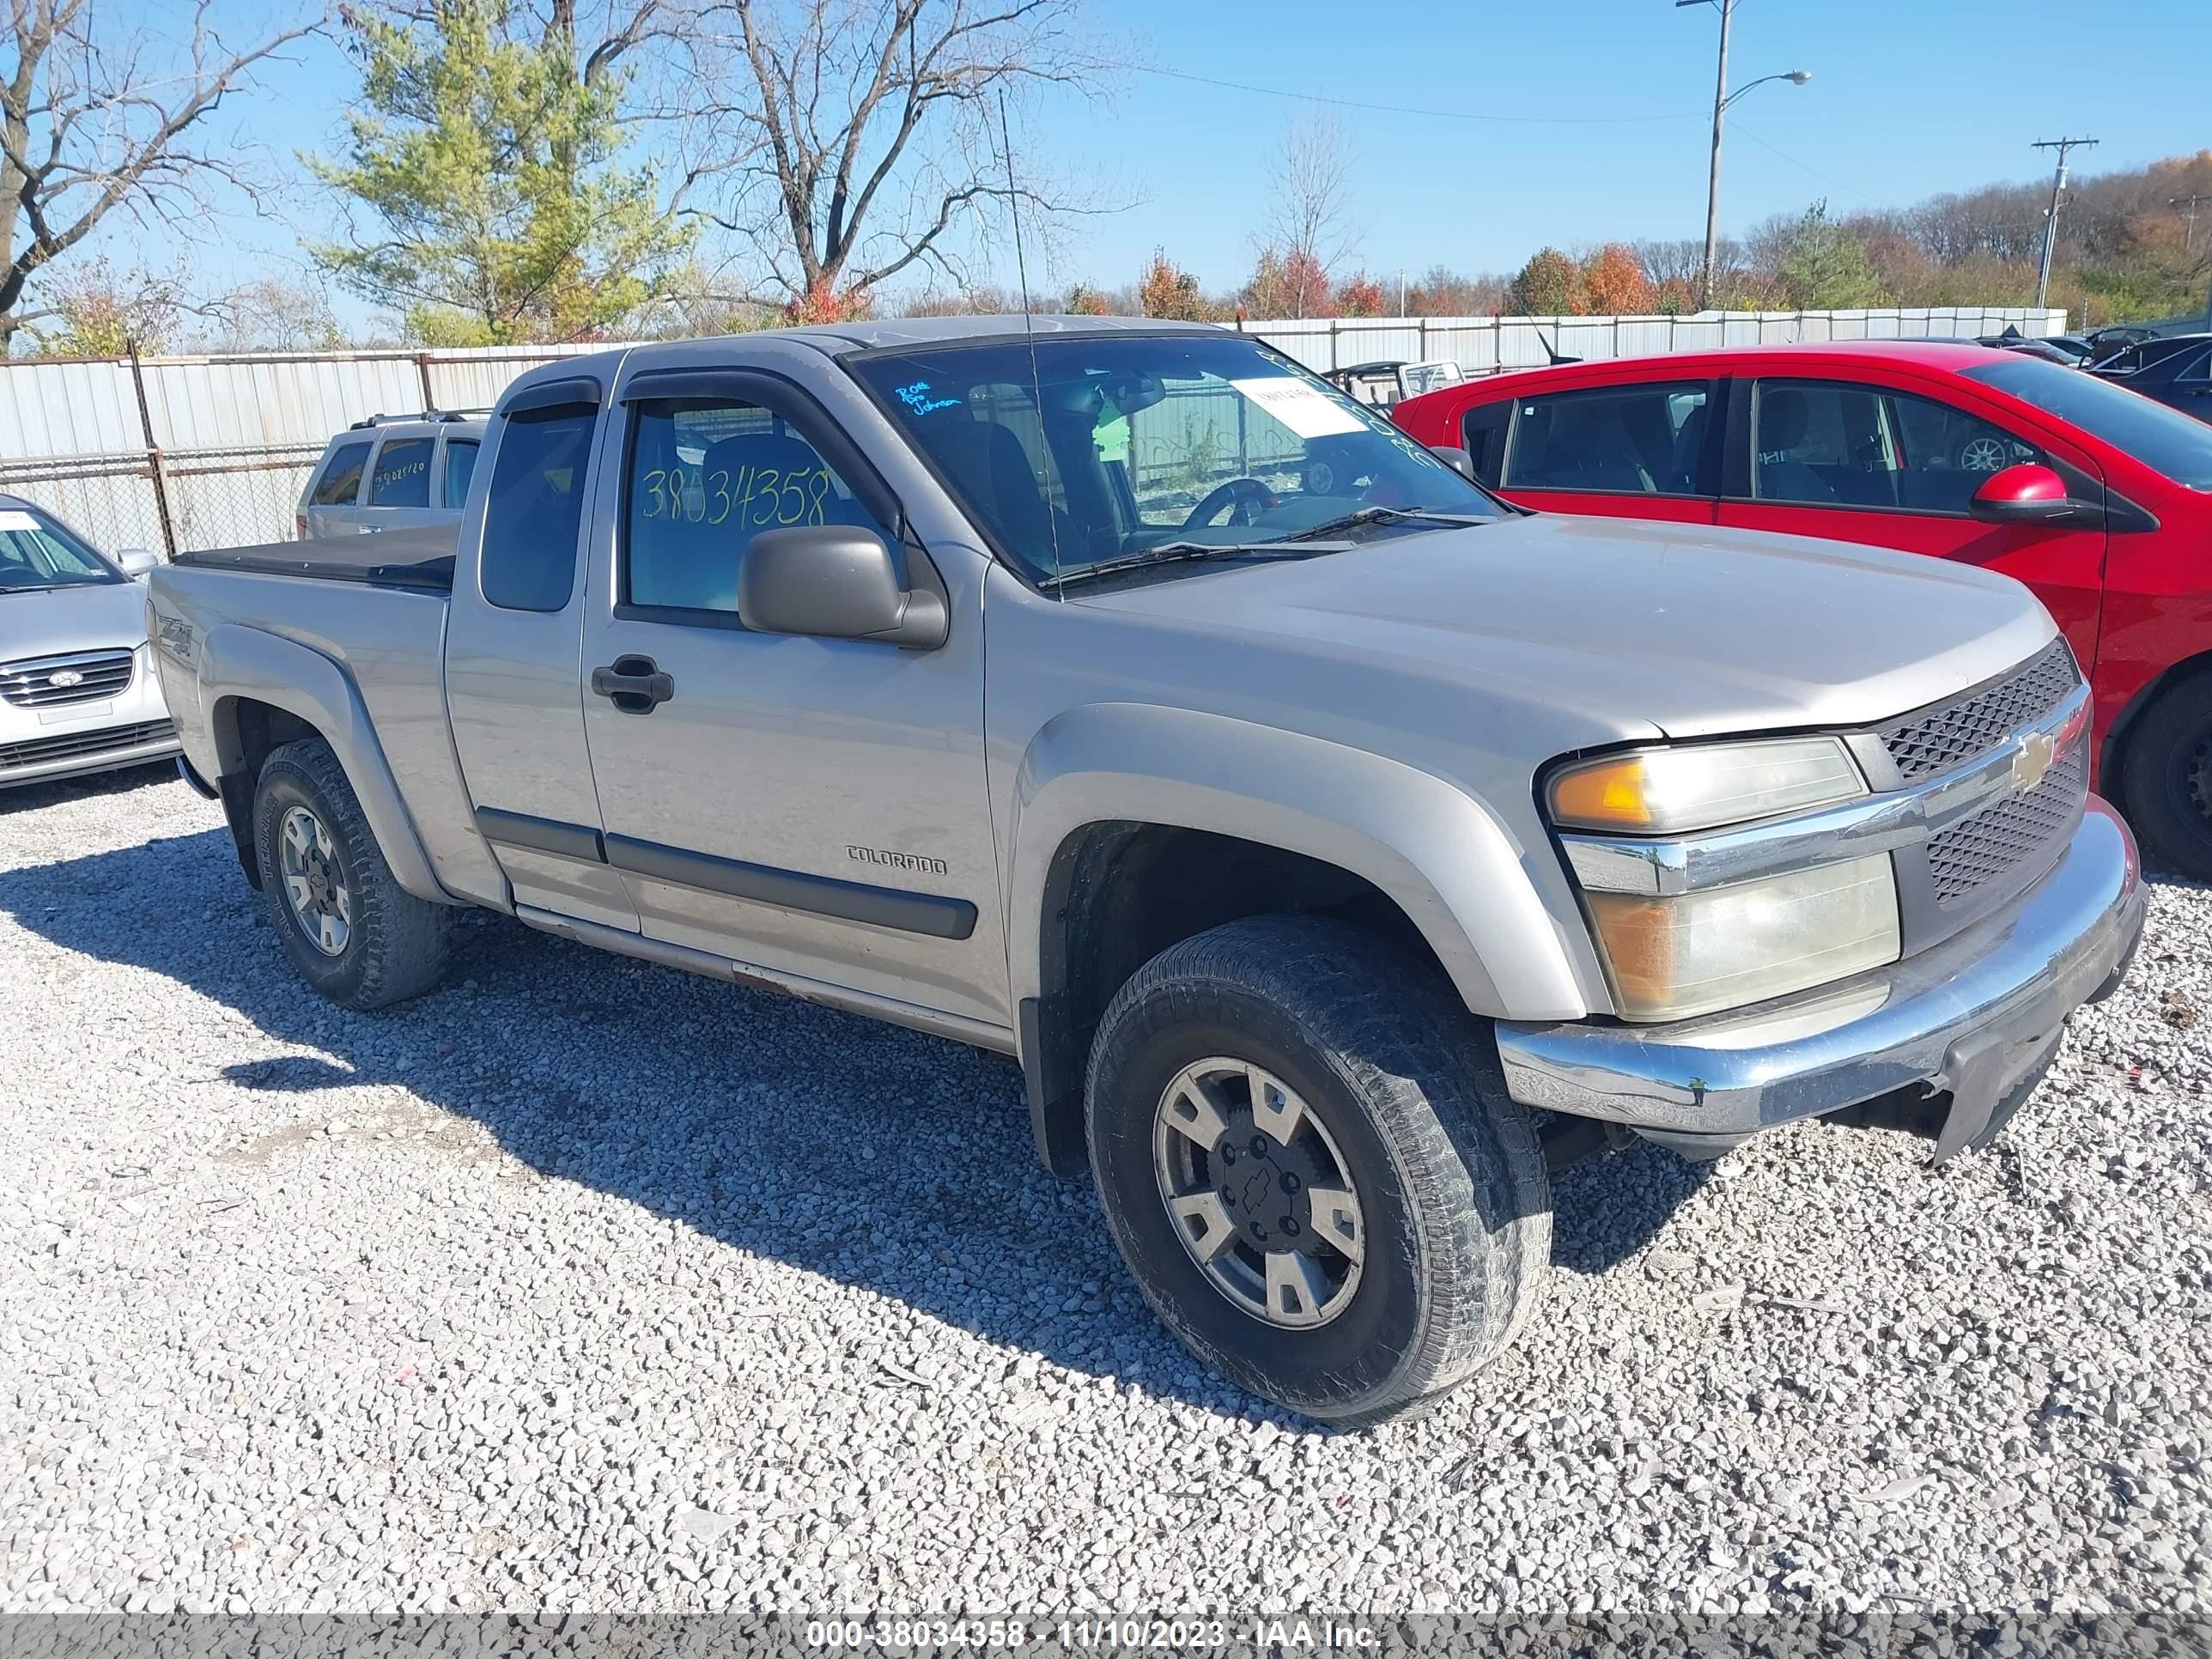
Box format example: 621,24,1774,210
1428,445,1475,480
1967,463,2075,526
738,525,948,649
114,547,160,580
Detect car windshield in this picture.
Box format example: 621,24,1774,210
0,506,119,592
848,331,1504,586
1964,356,2212,490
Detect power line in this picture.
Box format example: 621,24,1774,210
1727,121,1881,205
1132,65,1701,126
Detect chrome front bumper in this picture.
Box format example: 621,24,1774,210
1495,798,2144,1155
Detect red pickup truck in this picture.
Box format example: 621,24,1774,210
1394,342,2212,881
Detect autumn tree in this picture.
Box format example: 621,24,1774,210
1507,246,1583,315
1334,271,1386,318
23,256,185,356
1138,248,1206,320
678,0,1110,318
198,276,346,352
1407,264,1505,316
1579,243,1654,313
312,0,687,343
1261,112,1355,317
0,0,324,345
1064,282,1114,315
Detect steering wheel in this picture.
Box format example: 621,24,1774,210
1183,477,1277,529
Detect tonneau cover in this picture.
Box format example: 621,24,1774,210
173,524,458,592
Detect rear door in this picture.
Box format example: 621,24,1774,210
357,433,445,534
1490,376,1722,526
444,375,640,931
1716,373,2107,672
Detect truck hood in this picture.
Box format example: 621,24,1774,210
0,578,149,662
1070,514,2057,740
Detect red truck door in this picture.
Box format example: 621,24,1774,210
1715,374,2106,673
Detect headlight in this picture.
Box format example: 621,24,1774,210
1550,738,1868,834
1585,854,1900,1022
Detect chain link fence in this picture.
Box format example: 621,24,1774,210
0,445,323,556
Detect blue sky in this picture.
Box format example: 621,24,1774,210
87,0,2212,318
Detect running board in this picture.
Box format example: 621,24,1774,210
512,903,1017,1055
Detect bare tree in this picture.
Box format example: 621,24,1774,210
672,0,1114,317
0,0,325,343
1261,112,1355,318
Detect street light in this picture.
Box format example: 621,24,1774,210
1677,0,1811,308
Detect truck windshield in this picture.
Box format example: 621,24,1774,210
1963,356,2212,490
0,507,120,592
848,331,1504,586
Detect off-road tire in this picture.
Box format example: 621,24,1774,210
2119,669,2212,884
1085,915,1552,1427
252,737,453,1008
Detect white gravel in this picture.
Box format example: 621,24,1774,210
1,765,2208,1620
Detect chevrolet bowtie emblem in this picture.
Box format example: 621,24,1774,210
2012,730,2057,794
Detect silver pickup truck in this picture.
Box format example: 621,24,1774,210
148,317,2145,1425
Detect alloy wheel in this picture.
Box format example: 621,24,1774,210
1151,1058,1365,1328
278,805,352,957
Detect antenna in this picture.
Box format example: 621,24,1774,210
996,86,1065,594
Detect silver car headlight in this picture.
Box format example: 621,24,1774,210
1549,738,1900,1023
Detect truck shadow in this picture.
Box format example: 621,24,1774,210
2,824,1703,1422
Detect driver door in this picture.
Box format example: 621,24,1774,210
575,356,1008,1032
1717,374,2107,672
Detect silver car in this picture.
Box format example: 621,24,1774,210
0,496,178,789
296,412,486,538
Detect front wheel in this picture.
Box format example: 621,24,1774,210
252,738,453,1008
2120,671,2212,882
1085,916,1552,1426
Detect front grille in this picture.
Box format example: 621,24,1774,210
0,648,136,709
1876,638,2080,782
1924,744,2087,906
0,720,173,771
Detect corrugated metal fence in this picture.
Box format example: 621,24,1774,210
0,307,2063,556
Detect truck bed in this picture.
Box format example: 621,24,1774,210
172,524,457,592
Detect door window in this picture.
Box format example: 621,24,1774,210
480,406,598,612
368,437,433,507
622,397,890,617
1460,400,1510,487
1500,382,1711,495
310,440,372,507
1753,379,2043,514
441,439,479,508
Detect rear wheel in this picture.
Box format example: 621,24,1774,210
252,738,453,1008
2120,671,2212,883
1085,915,1552,1426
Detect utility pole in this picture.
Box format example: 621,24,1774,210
2172,193,2212,257
1684,0,1734,311
2031,137,2097,310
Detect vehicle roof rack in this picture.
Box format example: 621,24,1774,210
346,407,493,430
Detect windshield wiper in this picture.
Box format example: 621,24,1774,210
1285,505,1499,541
1054,538,1355,587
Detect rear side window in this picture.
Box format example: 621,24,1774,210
623,397,888,616
1501,382,1711,495
1460,400,1510,487
441,440,479,508
480,408,598,612
310,440,372,507
368,437,433,507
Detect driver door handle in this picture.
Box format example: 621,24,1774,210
590,654,675,714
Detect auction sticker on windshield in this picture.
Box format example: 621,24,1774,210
0,510,41,532
1231,377,1366,439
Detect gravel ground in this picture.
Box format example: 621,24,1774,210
1,764,2208,1620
